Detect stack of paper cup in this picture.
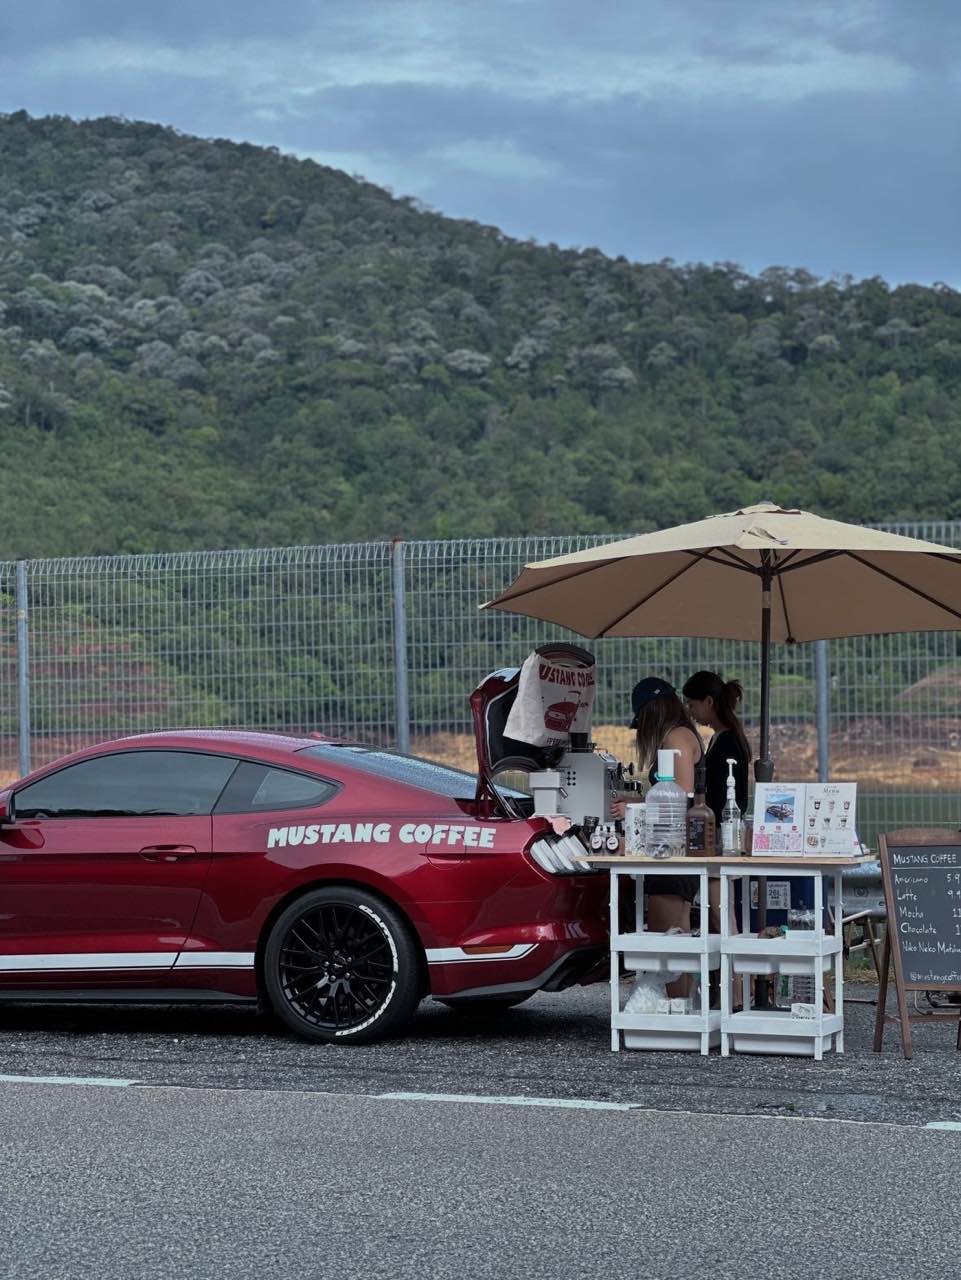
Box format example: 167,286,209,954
624,802,647,854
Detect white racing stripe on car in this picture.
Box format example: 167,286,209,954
0,951,256,972
173,952,256,969
0,952,176,971
425,944,537,964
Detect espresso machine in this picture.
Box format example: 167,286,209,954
530,734,640,852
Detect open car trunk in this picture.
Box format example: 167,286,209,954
469,643,596,823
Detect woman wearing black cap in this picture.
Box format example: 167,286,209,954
618,677,703,966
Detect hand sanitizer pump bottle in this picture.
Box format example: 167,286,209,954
645,748,688,858
720,757,743,856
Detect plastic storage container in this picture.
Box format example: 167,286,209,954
787,907,817,1005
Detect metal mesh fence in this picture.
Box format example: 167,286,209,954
5,524,961,849
403,535,813,774
0,562,19,764
826,521,961,844
17,544,395,777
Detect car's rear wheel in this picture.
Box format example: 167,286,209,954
263,887,423,1044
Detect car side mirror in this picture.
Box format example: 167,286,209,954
0,794,11,824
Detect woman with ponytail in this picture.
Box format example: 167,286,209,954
681,671,751,825
683,669,751,1007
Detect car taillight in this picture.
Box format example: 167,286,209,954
526,832,600,876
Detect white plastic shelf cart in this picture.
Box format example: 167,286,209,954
594,856,723,1055
718,856,868,1059
587,853,872,1059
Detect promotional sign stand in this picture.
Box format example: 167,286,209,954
874,829,961,1060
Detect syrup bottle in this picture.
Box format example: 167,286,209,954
686,759,716,855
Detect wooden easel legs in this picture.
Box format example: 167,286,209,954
873,928,961,1057
873,931,890,1052
873,930,913,1058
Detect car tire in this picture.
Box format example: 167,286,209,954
439,993,535,1014
263,886,423,1044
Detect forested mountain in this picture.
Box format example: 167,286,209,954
1,110,959,557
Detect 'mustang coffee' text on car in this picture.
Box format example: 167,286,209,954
0,730,607,1042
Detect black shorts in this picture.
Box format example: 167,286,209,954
647,874,698,903
617,874,699,933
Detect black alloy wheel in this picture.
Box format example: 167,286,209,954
263,886,423,1043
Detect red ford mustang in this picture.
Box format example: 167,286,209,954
0,726,608,1042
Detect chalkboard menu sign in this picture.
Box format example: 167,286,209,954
874,831,961,1058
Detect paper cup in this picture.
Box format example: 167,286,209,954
624,803,647,854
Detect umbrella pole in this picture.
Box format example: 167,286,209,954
754,562,774,1008
755,563,774,784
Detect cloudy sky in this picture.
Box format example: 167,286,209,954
1,0,959,285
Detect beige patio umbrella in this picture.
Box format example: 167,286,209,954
483,503,961,779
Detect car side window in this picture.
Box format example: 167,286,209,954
214,761,339,814
13,750,238,819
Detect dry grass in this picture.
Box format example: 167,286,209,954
5,718,957,796
414,720,961,791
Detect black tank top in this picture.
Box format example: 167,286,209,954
647,730,703,787
704,729,750,824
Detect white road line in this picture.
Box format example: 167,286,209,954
0,1076,955,1132
377,1091,958,1129
0,1073,138,1087
378,1091,640,1111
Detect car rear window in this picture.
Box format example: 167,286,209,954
214,761,339,814
299,744,480,800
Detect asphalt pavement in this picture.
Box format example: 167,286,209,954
3,1081,961,1280
2,984,961,1278
0,982,958,1127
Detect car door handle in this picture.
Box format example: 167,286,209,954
139,845,198,862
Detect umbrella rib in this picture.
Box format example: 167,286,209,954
772,549,846,575
481,557,618,608
772,548,804,569
697,548,759,574
485,546,752,617
776,572,796,643
845,552,961,623
596,555,706,637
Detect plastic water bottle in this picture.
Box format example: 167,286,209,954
787,907,817,1005
645,749,688,858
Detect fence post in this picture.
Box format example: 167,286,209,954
814,639,830,782
392,540,410,754
15,561,30,777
